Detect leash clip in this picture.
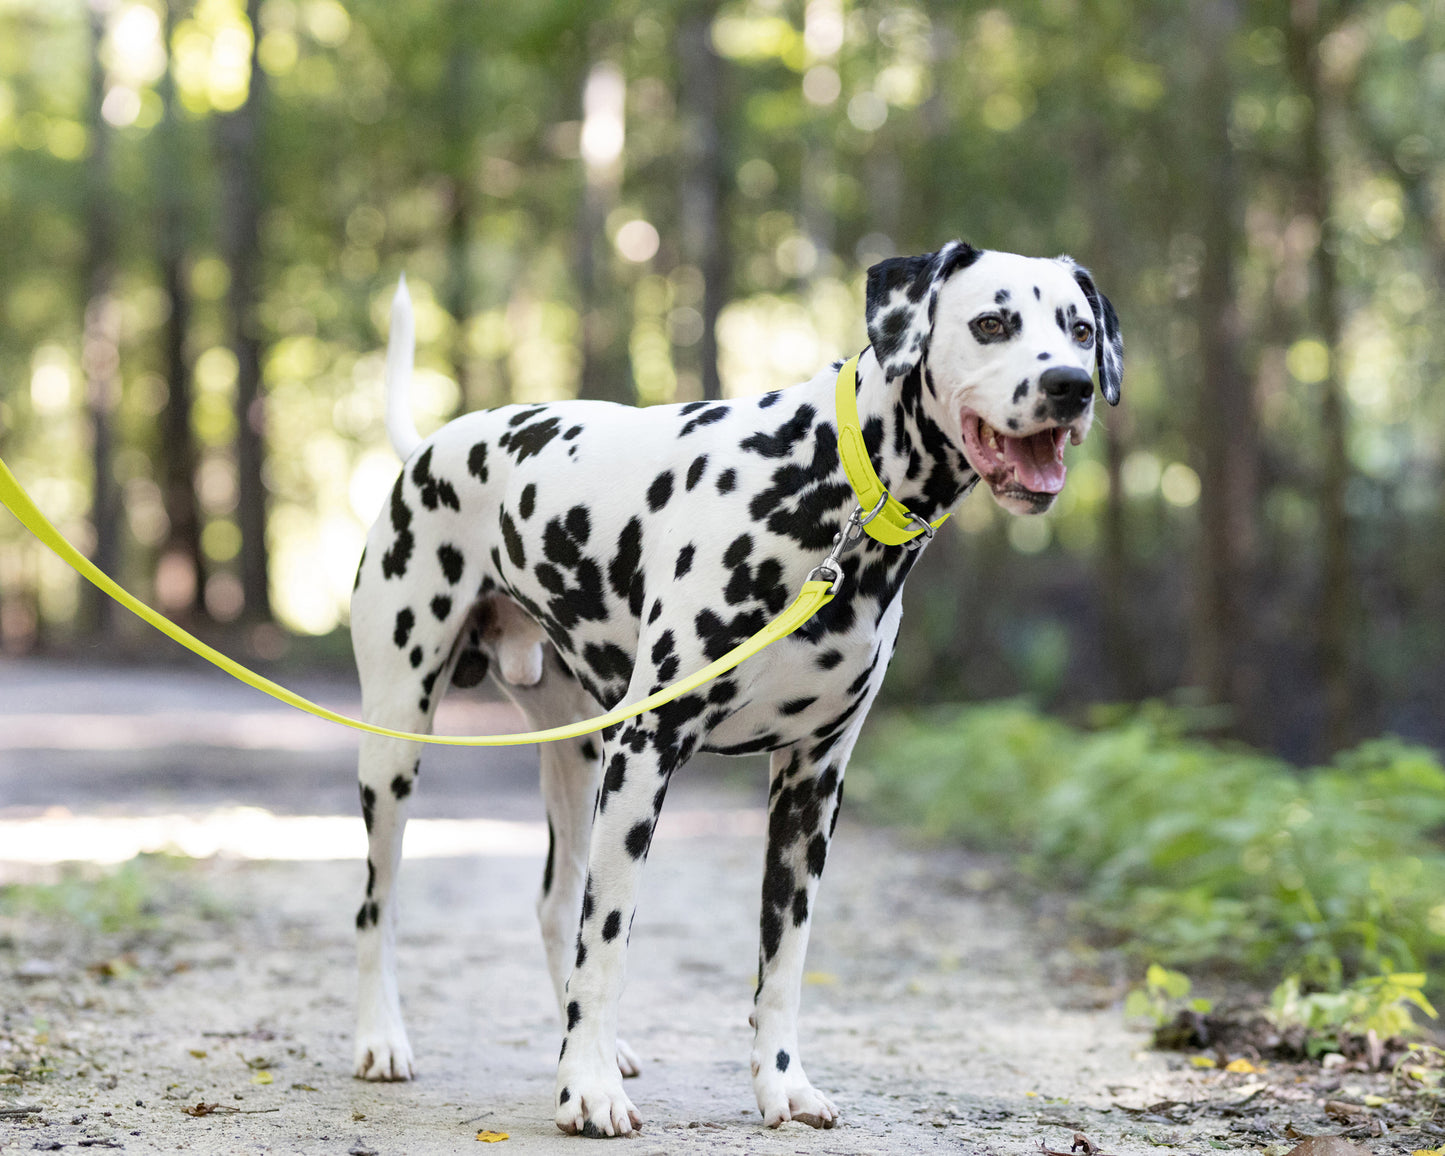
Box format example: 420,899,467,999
806,494,887,592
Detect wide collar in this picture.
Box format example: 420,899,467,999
834,353,951,547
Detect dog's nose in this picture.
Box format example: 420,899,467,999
1038,366,1094,408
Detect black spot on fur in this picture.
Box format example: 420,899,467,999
816,649,843,670
409,645,423,668
680,404,728,437
807,833,828,876
393,608,415,648
739,405,815,459
602,910,622,942
437,543,464,584
451,646,489,688
780,696,816,716
601,753,627,811
467,441,489,482
565,504,591,544
430,594,451,620
411,447,460,511
716,468,737,494
567,1001,581,1030
391,774,411,800
625,820,653,860
606,518,645,619
542,820,555,895
501,510,525,569
776,1049,790,1072
674,544,695,579
575,939,586,968
759,391,781,409
685,454,708,491
502,416,563,462
360,785,376,832
1013,380,1029,404
356,900,379,929
381,476,414,579
647,471,674,512
519,483,536,519
580,739,599,761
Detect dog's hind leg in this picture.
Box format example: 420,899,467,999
350,538,468,1081
748,724,863,1129
494,636,641,1080
352,719,427,1081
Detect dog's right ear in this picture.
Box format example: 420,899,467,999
865,241,982,379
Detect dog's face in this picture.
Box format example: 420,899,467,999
867,242,1123,516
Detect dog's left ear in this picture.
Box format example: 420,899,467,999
866,240,982,380
1058,258,1123,406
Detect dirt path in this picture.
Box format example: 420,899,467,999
1,661,1203,1154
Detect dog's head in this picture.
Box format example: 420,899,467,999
866,241,1122,515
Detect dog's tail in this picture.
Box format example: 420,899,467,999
384,275,422,460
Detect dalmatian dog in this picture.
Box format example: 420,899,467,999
349,241,1122,1136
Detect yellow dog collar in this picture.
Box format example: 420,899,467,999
834,353,950,547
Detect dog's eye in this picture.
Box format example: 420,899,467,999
1072,321,1094,344
978,316,1004,337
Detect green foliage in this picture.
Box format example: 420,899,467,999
1124,962,1213,1026
853,702,1445,986
0,853,218,934
1271,972,1438,1053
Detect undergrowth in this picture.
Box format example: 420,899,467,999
851,700,1445,992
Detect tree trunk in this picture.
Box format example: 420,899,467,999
81,0,121,638
156,0,205,620
442,15,474,413
1189,0,1262,736
1287,0,1357,751
216,0,270,622
676,3,727,401
576,56,631,404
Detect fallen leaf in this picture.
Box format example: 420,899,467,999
476,1131,509,1142
1285,1137,1372,1156
803,971,837,986
250,1070,273,1085
1361,1095,1387,1108
1411,1148,1445,1156
289,1082,318,1092
188,1049,207,1059
1224,1058,1258,1074
1190,1055,1217,1069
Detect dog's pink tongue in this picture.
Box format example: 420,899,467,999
1001,431,1066,494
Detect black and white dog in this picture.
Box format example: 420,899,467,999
349,241,1122,1136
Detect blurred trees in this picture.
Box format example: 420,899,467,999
0,0,1440,759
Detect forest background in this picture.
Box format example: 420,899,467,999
0,0,1440,764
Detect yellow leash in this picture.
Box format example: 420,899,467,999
0,354,939,747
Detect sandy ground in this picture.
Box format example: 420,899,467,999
0,659,1279,1155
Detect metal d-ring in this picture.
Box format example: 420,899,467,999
902,510,937,551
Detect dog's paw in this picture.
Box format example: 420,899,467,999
615,1037,642,1079
751,1051,837,1129
555,1067,641,1137
353,1030,415,1081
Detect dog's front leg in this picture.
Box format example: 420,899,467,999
749,733,856,1128
553,711,697,1137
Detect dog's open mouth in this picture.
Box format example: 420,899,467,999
960,409,1072,497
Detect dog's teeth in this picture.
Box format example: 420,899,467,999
1069,429,1082,445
